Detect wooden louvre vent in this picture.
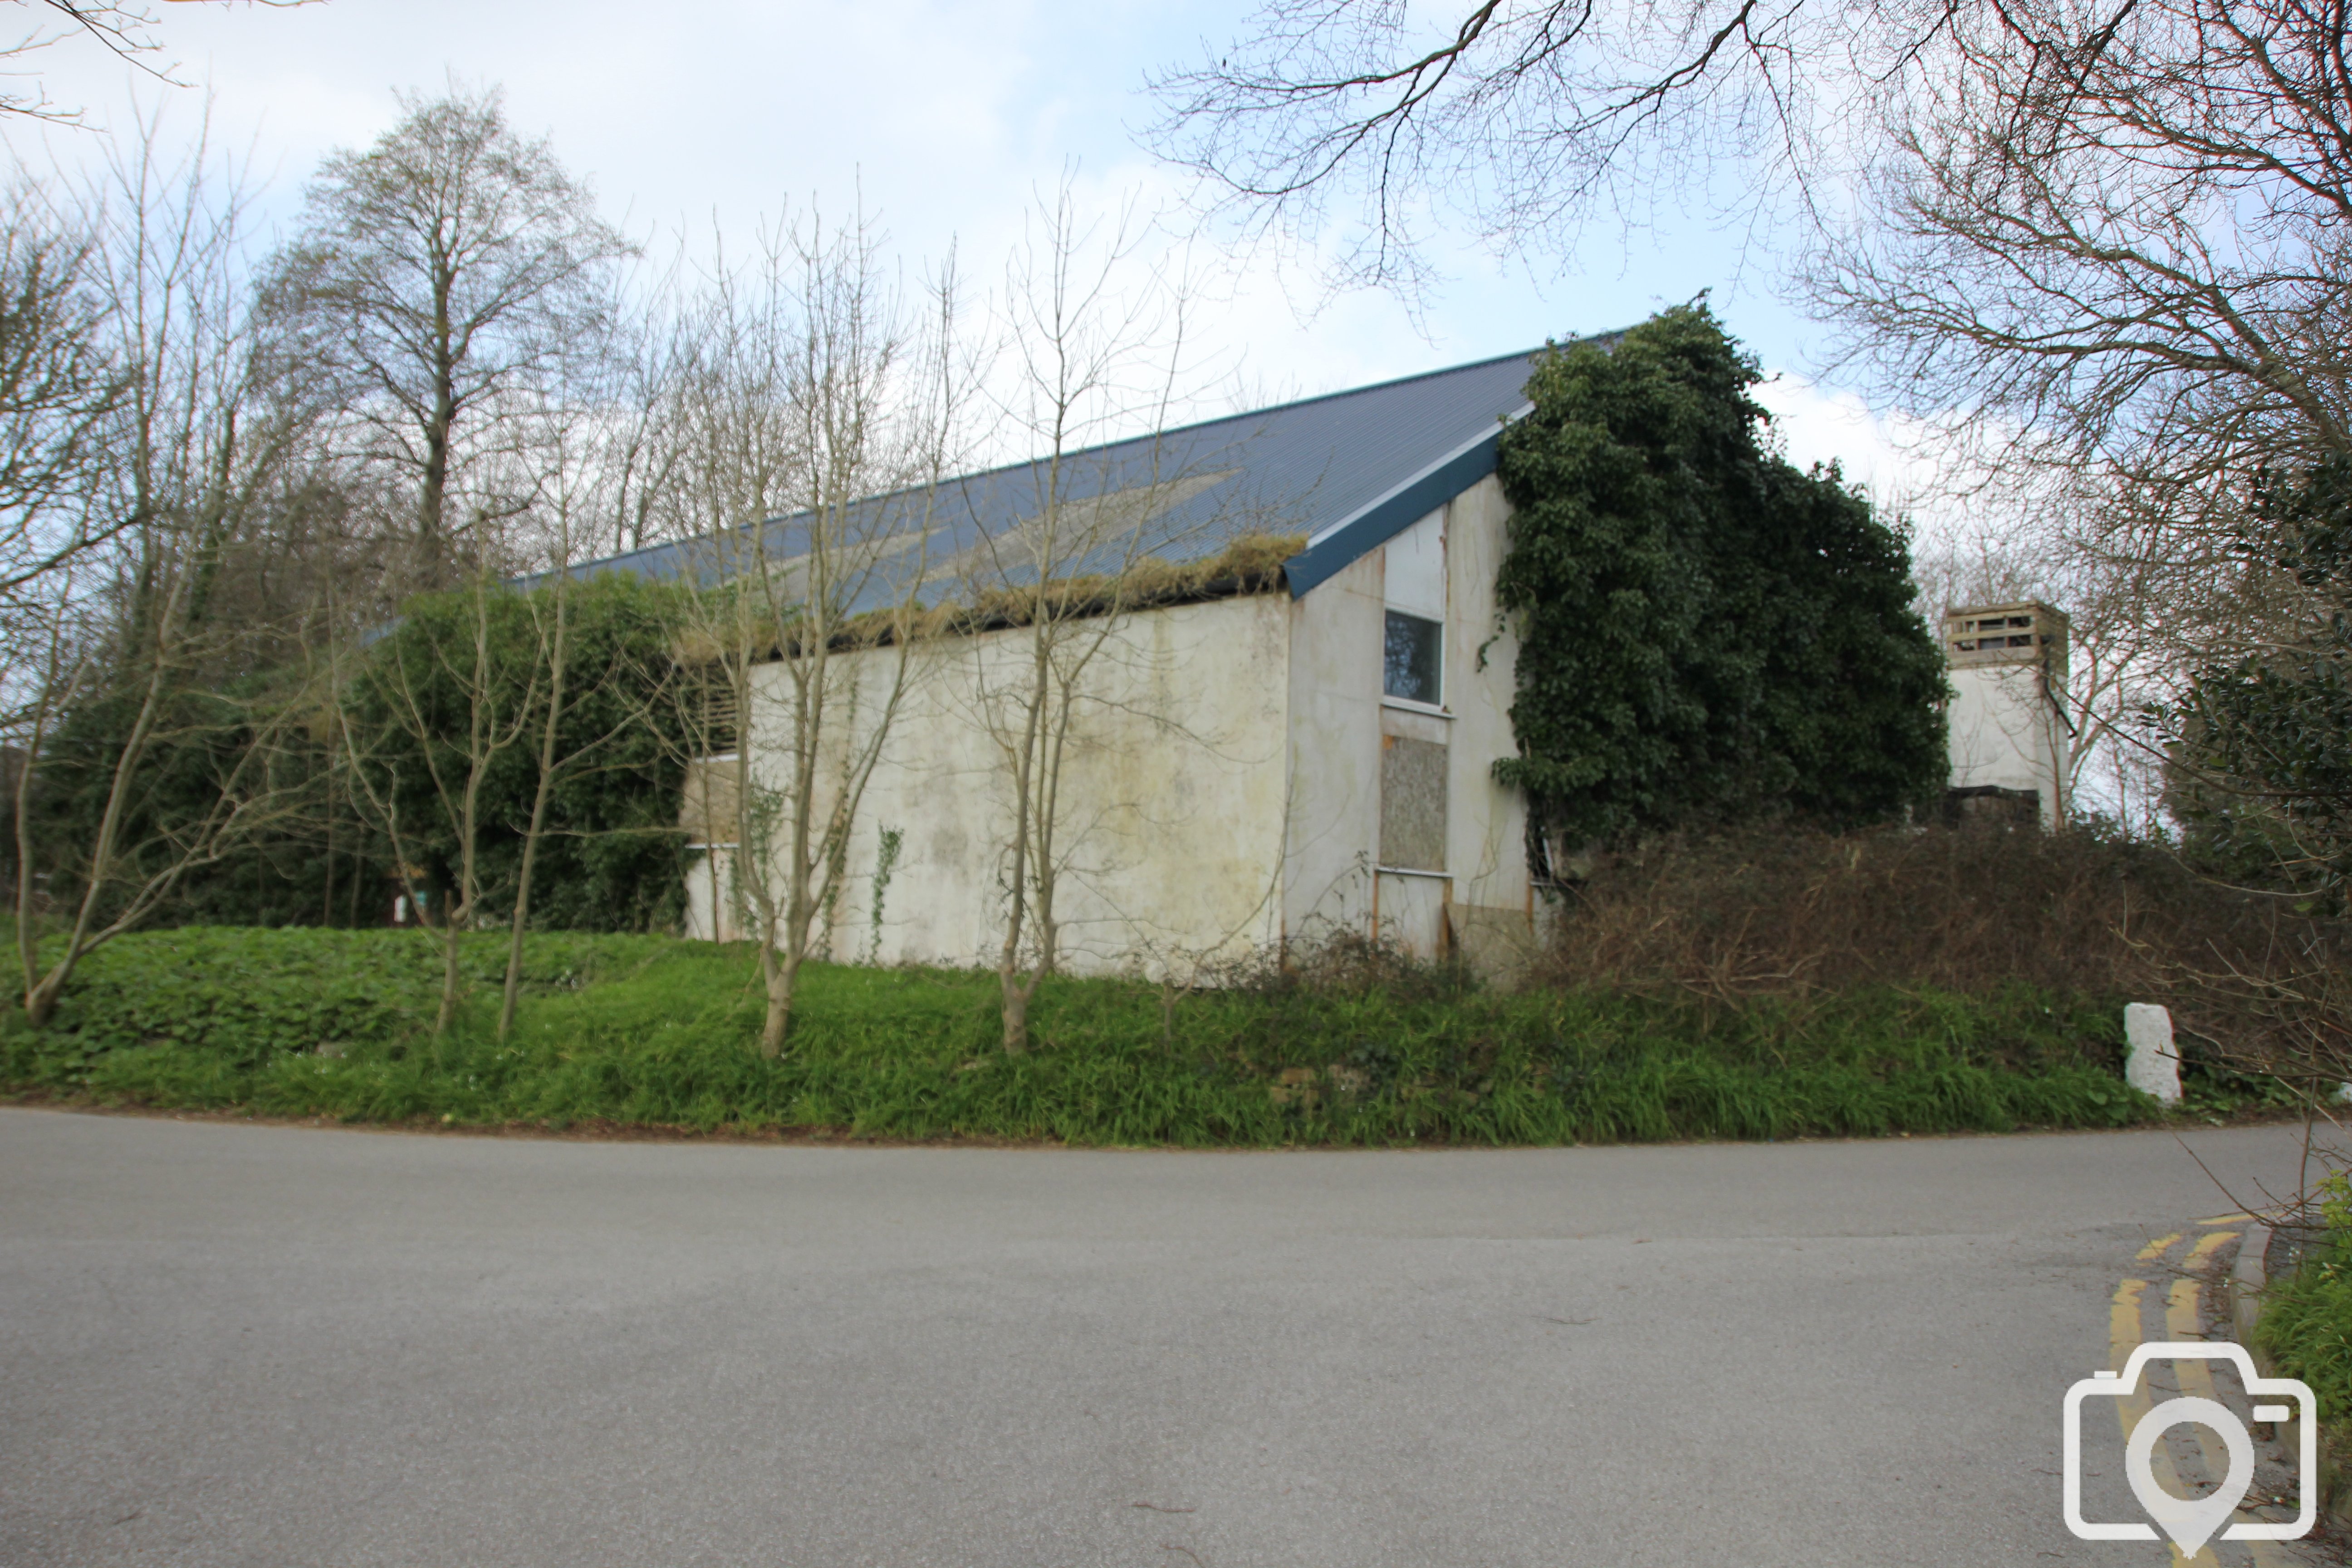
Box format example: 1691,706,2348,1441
1943,602,2069,668
696,681,741,756
679,758,742,848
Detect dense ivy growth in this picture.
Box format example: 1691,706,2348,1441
1493,305,1948,851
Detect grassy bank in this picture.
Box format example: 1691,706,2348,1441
2256,1179,2352,1442
0,926,2183,1147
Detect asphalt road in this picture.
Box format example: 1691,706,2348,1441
0,1107,2341,1567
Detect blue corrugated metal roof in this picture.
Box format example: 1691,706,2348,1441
560,339,1578,605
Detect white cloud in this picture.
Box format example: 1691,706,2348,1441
1753,371,1996,549
2,1,1943,480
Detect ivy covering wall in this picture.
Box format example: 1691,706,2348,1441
1493,305,1948,851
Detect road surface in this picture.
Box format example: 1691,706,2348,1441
0,1106,2338,1566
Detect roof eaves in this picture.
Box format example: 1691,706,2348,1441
1282,404,1532,598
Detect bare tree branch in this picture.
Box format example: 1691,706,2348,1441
0,2,320,124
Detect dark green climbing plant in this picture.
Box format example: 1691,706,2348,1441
1493,304,1948,854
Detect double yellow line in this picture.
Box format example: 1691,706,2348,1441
2104,1219,2302,1566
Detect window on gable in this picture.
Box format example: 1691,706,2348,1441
1384,610,1442,704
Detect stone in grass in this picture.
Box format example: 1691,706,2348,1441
2124,1003,2182,1106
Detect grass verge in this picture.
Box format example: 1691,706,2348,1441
0,926,2180,1147
2256,1177,2352,1445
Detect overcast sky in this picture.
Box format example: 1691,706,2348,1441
5,0,1942,503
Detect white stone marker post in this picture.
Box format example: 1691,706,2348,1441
2124,1003,2182,1106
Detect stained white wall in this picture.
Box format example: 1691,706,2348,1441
1282,548,1385,941
682,848,736,943
721,592,1294,977
1279,474,1533,964
1383,507,1447,622
1441,475,1533,922
1947,664,2068,826
686,479,1536,977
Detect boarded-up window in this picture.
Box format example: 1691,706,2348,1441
680,759,743,847
1379,735,1447,872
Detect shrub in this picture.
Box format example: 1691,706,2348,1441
1536,820,2348,1100
347,574,695,932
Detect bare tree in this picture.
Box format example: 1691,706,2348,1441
1809,0,2352,587
582,250,693,559
1147,0,2063,289
12,118,320,1024
11,581,87,989
270,82,633,590
0,182,123,922
491,400,682,1042
1794,0,2352,845
959,189,1229,1054
666,211,960,1056
0,184,125,617
16,542,312,1025
351,567,539,1037
495,498,576,1043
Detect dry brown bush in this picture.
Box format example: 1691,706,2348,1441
1540,823,2352,1092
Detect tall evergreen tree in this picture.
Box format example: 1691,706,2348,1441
1494,305,1946,852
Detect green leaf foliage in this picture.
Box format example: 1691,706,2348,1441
28,671,364,929
348,573,695,932
2171,454,2352,907
24,574,699,933
1493,305,1948,848
2254,1170,2352,1433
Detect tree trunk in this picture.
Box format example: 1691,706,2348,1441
497,784,550,1042
420,416,450,583
762,652,824,1054
995,638,1051,1054
1031,688,1074,982
420,264,458,587
15,696,44,1011
434,786,480,1041
434,593,495,1039
760,945,802,1058
22,965,69,1029
999,970,1034,1054
500,577,570,1042
436,916,464,1041
22,627,176,1026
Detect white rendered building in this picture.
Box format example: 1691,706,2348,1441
1941,602,2072,827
